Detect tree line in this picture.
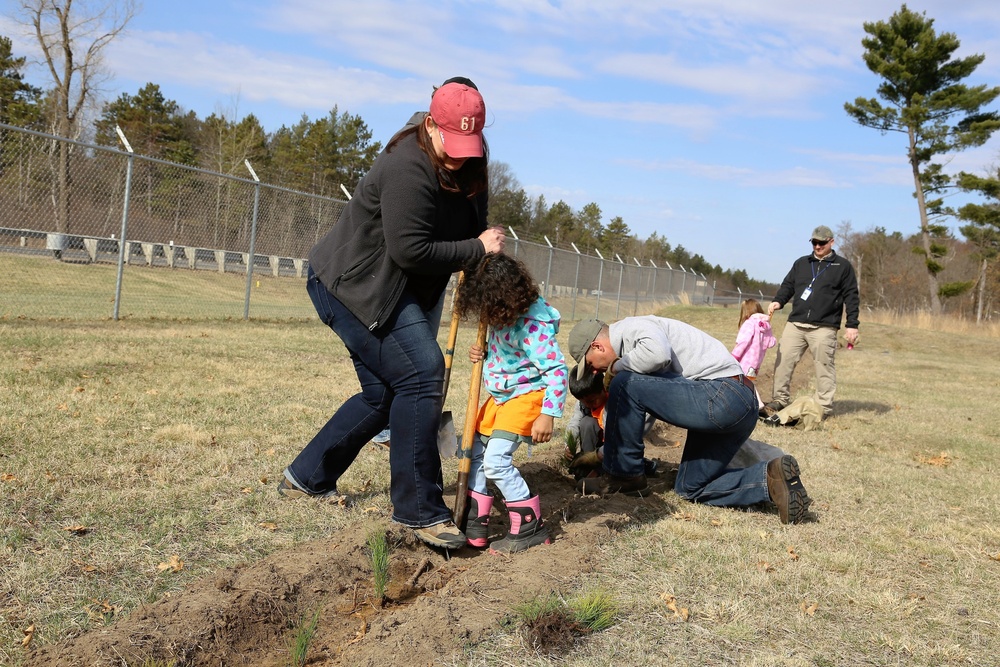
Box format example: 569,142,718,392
3,2,1000,318
0,0,770,296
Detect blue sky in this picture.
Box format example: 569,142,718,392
5,0,1000,283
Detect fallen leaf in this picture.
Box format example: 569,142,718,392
145,389,159,395
265,448,275,456
21,624,34,648
831,442,842,450
90,598,116,614
72,558,98,573
787,545,800,561
758,530,771,540
157,555,184,573
347,615,368,645
710,518,723,527
259,522,278,531
240,487,253,494
660,593,690,621
74,386,85,393
989,553,1000,562
758,561,775,572
800,601,818,616
259,476,269,484
1,473,18,482
917,451,952,467
56,403,68,411
671,511,695,521
62,525,90,535
94,416,107,425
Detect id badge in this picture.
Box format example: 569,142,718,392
800,287,812,300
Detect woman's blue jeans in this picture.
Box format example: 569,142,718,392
284,270,451,528
603,371,768,507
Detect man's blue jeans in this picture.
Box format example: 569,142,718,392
284,269,451,528
603,371,768,507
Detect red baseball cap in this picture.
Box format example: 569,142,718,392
429,83,486,159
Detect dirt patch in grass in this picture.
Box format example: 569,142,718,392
24,366,808,666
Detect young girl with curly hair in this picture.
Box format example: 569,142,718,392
455,252,568,553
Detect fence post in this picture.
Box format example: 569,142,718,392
243,160,262,320
543,235,554,300
632,257,642,315
112,126,135,321
649,259,658,302
570,242,582,320
594,249,605,319
679,264,687,296
614,254,625,319
508,226,519,257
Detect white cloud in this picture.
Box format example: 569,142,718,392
620,157,847,188
597,52,824,103
108,30,429,112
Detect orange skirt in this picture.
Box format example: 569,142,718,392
476,390,545,438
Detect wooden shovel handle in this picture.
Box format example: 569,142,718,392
441,272,464,402
453,319,488,524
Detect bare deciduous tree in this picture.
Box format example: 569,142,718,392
17,0,137,234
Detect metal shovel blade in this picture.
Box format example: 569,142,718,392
438,410,458,460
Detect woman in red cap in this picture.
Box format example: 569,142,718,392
280,79,505,550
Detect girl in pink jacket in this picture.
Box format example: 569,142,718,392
731,299,776,410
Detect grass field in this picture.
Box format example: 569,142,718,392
0,250,677,322
2,294,999,664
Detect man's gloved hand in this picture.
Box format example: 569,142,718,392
603,357,621,391
568,450,602,481
570,450,601,469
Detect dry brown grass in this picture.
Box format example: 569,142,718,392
2,306,999,666
864,308,1000,337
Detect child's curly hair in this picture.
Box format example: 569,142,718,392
455,252,539,328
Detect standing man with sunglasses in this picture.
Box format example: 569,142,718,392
765,225,860,418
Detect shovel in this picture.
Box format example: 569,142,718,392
453,319,488,525
437,273,464,460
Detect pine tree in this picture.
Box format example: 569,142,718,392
844,4,1000,314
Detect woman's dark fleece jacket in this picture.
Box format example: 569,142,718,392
308,127,488,331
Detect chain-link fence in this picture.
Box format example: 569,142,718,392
1,122,715,321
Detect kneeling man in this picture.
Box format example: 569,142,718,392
568,316,811,524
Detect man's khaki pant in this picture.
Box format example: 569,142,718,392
771,323,838,415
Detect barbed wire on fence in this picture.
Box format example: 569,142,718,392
1,122,718,321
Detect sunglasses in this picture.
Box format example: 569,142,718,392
811,239,831,246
